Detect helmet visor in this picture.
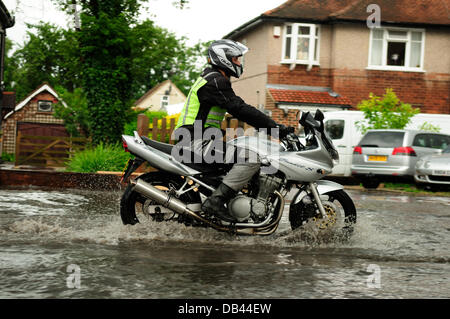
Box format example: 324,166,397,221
232,56,243,66
235,41,249,55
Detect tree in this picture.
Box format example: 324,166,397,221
76,6,135,145
3,38,20,92
129,20,207,99
4,23,81,102
53,86,90,137
50,0,192,145
6,1,200,143
356,88,420,134
170,40,211,95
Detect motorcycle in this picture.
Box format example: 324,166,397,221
119,109,357,237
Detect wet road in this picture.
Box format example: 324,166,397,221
0,186,449,299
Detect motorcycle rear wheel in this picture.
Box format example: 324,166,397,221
289,189,357,234
120,172,201,225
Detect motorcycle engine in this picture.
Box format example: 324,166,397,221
228,175,283,222
228,195,266,222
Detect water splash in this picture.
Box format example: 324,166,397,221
0,209,399,249
1,188,449,264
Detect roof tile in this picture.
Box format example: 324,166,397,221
263,0,450,25
269,89,352,105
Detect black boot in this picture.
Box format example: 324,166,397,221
201,183,237,222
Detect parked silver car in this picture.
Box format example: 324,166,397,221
415,146,450,186
351,129,450,189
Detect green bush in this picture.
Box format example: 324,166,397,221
356,88,420,134
123,119,138,136
418,122,441,132
1,152,15,162
66,143,132,173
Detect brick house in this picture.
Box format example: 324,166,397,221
224,0,450,126
1,83,67,155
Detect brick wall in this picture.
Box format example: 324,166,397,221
265,90,301,128
332,69,450,114
0,169,123,190
268,65,333,88
2,92,64,155
266,64,450,125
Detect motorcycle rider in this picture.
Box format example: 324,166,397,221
174,39,294,222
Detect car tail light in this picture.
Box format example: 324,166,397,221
353,146,362,154
392,146,416,156
122,140,129,152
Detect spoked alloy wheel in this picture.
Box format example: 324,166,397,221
289,189,357,235
120,172,200,225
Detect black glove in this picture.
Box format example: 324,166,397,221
277,124,295,139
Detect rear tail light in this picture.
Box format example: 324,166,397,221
392,146,416,156
353,146,362,154
122,140,129,152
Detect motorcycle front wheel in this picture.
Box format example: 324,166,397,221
289,189,357,234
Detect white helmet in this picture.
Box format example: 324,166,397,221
208,39,248,78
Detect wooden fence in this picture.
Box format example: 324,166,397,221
136,114,256,143
15,133,90,167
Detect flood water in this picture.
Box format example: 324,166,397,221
0,186,449,299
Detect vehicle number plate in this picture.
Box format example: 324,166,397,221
433,170,450,176
368,155,387,162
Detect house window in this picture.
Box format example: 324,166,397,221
161,95,169,108
38,100,53,112
282,23,320,65
369,28,425,71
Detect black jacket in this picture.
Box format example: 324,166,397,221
195,67,278,131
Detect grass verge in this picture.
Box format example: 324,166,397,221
382,182,450,196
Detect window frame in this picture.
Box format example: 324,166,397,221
37,100,53,113
281,23,320,66
367,26,426,72
160,95,169,108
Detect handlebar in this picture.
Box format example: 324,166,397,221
281,109,339,161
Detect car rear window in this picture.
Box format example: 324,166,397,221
359,131,405,148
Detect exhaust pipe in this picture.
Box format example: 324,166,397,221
130,178,231,232
131,179,190,215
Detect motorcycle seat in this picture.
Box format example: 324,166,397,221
141,136,174,155
140,136,231,173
